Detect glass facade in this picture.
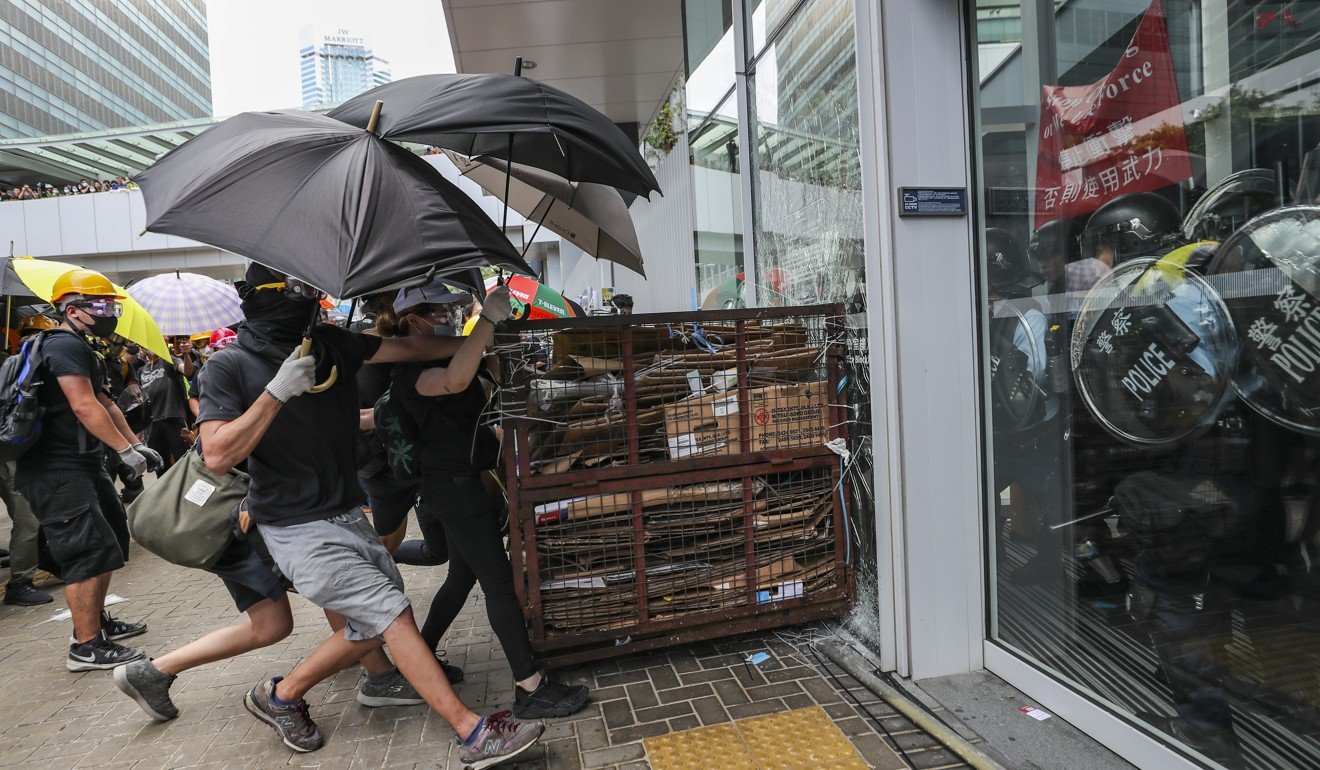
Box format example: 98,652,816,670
0,0,211,139
974,2,1320,767
681,0,863,311
298,27,391,110
746,0,863,310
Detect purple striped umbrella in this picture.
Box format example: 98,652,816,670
126,271,243,337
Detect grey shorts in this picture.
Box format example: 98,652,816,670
259,509,410,641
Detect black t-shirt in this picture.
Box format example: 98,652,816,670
197,327,382,527
18,331,109,473
395,361,499,476
103,352,138,399
357,360,393,408
138,356,189,423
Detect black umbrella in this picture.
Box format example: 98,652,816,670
136,109,534,299
327,74,661,199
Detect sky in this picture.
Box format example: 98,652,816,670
206,0,456,117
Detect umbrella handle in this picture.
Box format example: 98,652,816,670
298,337,338,393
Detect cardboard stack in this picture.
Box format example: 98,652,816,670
532,469,840,633
508,321,832,475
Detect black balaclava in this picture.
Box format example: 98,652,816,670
236,263,319,351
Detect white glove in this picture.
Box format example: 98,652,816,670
133,443,165,473
264,347,318,403
481,287,515,324
117,446,148,480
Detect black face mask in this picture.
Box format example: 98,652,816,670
72,311,118,339
237,266,320,349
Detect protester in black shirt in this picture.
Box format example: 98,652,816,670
15,269,162,671
398,311,590,719
137,349,192,471
125,265,541,765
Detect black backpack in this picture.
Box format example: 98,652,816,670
0,331,56,460
374,385,420,481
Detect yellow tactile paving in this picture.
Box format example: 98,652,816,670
737,706,870,770
644,723,759,770
643,707,870,770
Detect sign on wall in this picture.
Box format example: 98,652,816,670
1032,0,1192,224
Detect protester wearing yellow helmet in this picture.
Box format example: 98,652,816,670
13,267,163,671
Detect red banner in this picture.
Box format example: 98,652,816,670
1033,0,1191,224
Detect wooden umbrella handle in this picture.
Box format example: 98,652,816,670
298,337,338,393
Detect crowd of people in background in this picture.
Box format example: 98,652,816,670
1,178,138,202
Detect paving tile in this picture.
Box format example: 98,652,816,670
623,681,659,709
581,742,646,768
691,695,731,726
645,723,757,770
608,719,671,743
601,699,635,729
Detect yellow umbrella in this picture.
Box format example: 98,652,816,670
9,257,172,359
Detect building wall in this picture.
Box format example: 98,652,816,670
0,187,244,282
0,0,211,138
617,128,698,312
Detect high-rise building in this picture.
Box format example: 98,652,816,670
0,0,211,139
299,27,391,110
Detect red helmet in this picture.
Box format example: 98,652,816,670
208,327,237,350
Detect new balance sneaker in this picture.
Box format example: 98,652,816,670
512,674,590,719
3,580,53,605
101,611,147,641
456,710,544,769
114,658,179,721
244,676,323,752
357,667,425,707
66,630,145,671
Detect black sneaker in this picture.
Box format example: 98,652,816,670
512,674,590,719
437,651,465,685
67,630,145,672
244,676,323,752
114,658,179,721
102,611,147,641
3,581,53,605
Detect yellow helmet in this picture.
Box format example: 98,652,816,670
18,314,58,334
51,268,124,304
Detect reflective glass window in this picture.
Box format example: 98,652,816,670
975,2,1320,767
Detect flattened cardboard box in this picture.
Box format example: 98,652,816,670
664,381,828,459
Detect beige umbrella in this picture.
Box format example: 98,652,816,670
444,150,646,277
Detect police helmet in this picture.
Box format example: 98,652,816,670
1028,218,1082,269
1080,193,1182,264
985,228,1044,296
1182,169,1281,242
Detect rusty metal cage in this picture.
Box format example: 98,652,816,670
493,304,856,666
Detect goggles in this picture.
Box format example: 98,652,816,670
73,298,123,318
254,278,324,300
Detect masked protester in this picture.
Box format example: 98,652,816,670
14,269,160,670
394,294,592,720
116,263,543,766
136,347,193,472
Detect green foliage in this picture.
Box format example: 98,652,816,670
644,100,678,158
